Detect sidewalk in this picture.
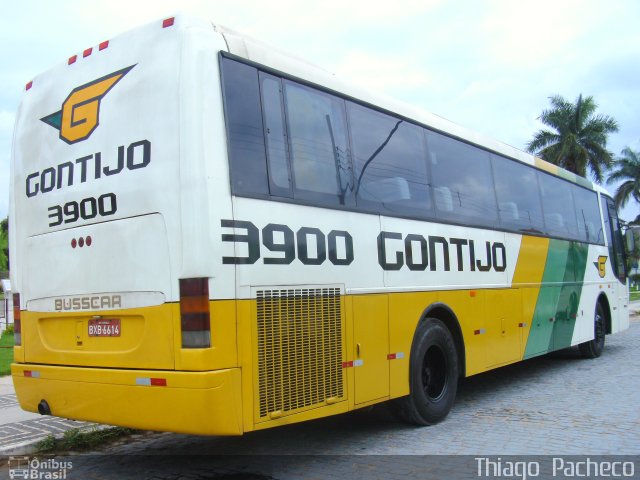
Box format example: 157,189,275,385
0,376,101,454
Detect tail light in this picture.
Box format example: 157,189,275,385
179,278,211,348
13,293,21,346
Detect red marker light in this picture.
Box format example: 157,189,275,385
86,236,92,246
25,81,33,91
83,47,93,58
71,238,77,249
78,237,85,248
68,55,77,65
99,41,109,51
162,17,175,28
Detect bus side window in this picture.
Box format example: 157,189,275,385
491,154,545,234
426,130,499,228
604,196,627,282
259,73,292,197
572,187,604,244
347,102,432,217
220,58,269,196
283,81,353,206
538,172,580,240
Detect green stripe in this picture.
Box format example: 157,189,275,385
552,242,588,349
524,240,589,358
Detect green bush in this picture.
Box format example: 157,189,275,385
3,324,13,336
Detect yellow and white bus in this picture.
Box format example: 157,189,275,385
9,15,630,435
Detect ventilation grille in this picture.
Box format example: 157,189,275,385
257,287,344,419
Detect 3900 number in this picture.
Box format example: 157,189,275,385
48,193,117,227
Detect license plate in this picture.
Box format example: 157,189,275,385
88,318,121,337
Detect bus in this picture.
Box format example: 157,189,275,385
9,15,630,435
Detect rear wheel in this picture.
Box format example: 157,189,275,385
394,318,458,425
579,302,606,359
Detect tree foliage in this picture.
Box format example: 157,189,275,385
608,147,640,209
527,94,618,183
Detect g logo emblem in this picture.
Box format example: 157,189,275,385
41,65,135,144
594,256,607,278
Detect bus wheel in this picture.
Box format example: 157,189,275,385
578,303,606,359
394,318,458,425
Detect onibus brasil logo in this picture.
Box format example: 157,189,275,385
40,65,135,144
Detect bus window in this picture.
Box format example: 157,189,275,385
347,102,431,217
220,58,269,196
283,81,353,206
426,130,498,227
605,196,627,282
538,172,580,240
259,73,291,197
491,154,545,233
573,187,605,244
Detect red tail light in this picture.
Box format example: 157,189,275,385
179,278,210,348
13,293,21,346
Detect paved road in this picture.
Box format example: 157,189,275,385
0,376,101,454
1,317,638,479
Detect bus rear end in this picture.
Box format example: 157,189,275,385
9,16,242,435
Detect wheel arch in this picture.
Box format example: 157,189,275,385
597,293,612,334
416,302,466,378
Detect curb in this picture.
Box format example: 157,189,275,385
0,422,109,456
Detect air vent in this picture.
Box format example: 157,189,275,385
256,287,344,419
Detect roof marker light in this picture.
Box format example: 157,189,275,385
99,41,109,51
25,81,33,91
83,47,93,58
162,17,175,28
68,55,77,65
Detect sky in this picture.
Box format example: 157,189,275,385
0,0,639,221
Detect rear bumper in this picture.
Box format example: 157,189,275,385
11,363,243,435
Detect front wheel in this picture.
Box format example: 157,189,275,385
578,303,606,359
393,318,459,425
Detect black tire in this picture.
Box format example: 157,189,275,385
578,302,606,359
393,318,458,425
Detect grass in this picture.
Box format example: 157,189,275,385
36,427,138,453
0,330,13,376
630,291,640,302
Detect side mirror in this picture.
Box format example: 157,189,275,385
625,228,636,253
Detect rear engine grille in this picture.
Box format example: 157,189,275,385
256,287,344,419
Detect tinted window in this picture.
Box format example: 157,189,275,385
348,103,431,216
538,172,579,239
260,73,291,196
284,81,353,205
572,186,604,244
606,197,626,281
426,131,498,226
491,154,545,233
220,58,268,195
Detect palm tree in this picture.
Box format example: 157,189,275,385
608,147,640,209
526,94,618,183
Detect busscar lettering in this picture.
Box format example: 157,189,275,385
54,295,122,311
26,139,151,198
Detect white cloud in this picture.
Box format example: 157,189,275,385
0,111,15,135
0,0,639,220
